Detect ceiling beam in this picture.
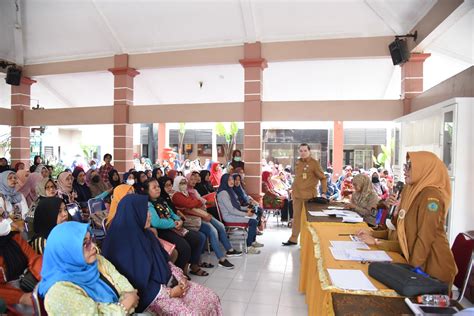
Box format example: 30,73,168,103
23,35,396,77
408,0,473,52
239,0,258,43
90,0,125,54
12,0,24,66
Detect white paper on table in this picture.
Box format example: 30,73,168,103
327,206,345,210
341,216,364,223
327,269,377,291
308,211,329,217
330,241,370,250
329,247,392,262
323,210,360,218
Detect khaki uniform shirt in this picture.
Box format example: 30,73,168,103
403,187,457,285
291,157,327,200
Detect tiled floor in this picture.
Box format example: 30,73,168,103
193,216,308,316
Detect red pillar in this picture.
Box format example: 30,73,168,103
10,77,36,167
239,42,267,197
157,123,166,163
401,53,431,115
108,54,139,174
332,121,344,180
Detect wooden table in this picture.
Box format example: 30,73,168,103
299,202,407,316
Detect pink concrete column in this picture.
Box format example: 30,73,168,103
332,121,344,180
157,123,166,163
109,54,139,174
401,53,431,115
239,42,267,197
10,77,36,167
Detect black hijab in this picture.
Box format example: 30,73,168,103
196,170,214,196
108,169,121,189
33,197,64,239
157,176,176,212
0,232,28,281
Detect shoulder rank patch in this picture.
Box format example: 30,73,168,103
427,199,440,212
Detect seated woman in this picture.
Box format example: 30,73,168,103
209,162,222,187
217,174,262,254
319,172,341,201
345,174,380,226
105,184,134,228
261,171,293,222
56,171,77,204
176,175,242,269
17,170,43,208
72,167,92,206
146,177,207,276
195,170,215,197
232,174,265,232
133,171,148,194
358,152,457,287
102,194,222,315
0,217,42,306
39,222,139,315
230,149,245,171
187,172,219,220
122,171,136,186
152,167,164,181
87,170,112,198
0,171,29,220
370,169,389,200
30,197,68,254
108,169,122,190
340,166,354,197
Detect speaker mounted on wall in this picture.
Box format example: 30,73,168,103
6,67,22,86
388,31,418,66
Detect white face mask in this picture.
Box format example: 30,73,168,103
90,165,97,170
126,179,135,186
0,219,12,236
179,184,187,192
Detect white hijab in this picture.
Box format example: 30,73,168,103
172,176,189,196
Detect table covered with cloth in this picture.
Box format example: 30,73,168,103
298,202,407,316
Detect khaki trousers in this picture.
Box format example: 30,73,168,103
289,198,307,243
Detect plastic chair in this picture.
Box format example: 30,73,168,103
215,196,248,253
451,232,474,301
87,198,107,240
32,284,47,316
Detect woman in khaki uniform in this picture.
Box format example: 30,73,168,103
359,151,457,286
282,143,327,246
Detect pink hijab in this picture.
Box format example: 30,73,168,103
15,170,30,190
18,172,43,207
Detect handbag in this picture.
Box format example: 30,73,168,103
368,262,448,297
19,269,39,293
183,215,202,231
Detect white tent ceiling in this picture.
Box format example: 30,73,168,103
0,0,472,109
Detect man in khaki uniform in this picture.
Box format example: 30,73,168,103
283,143,327,246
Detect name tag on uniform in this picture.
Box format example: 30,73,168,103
302,173,307,180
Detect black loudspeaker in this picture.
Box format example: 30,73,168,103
5,67,22,86
389,38,410,66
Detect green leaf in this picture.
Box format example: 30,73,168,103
215,123,226,137
179,123,186,135
230,122,239,136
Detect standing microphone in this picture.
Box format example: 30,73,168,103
387,181,404,219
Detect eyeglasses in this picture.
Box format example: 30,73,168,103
403,161,412,172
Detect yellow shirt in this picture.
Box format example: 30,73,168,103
291,157,327,199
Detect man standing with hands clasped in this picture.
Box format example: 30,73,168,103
282,143,327,246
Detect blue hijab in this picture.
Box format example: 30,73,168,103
217,174,242,210
38,222,118,302
0,171,23,204
102,194,171,312
232,174,249,205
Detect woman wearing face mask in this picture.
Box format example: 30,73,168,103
122,172,136,186
230,150,245,171
0,171,29,221
88,170,112,198
217,174,262,254
0,216,43,306
370,169,389,200
30,197,69,254
345,174,380,226
39,222,139,314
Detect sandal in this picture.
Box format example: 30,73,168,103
184,274,191,281
199,262,215,268
190,269,209,276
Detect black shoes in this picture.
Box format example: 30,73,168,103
218,259,235,269
226,249,243,257
282,240,297,246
